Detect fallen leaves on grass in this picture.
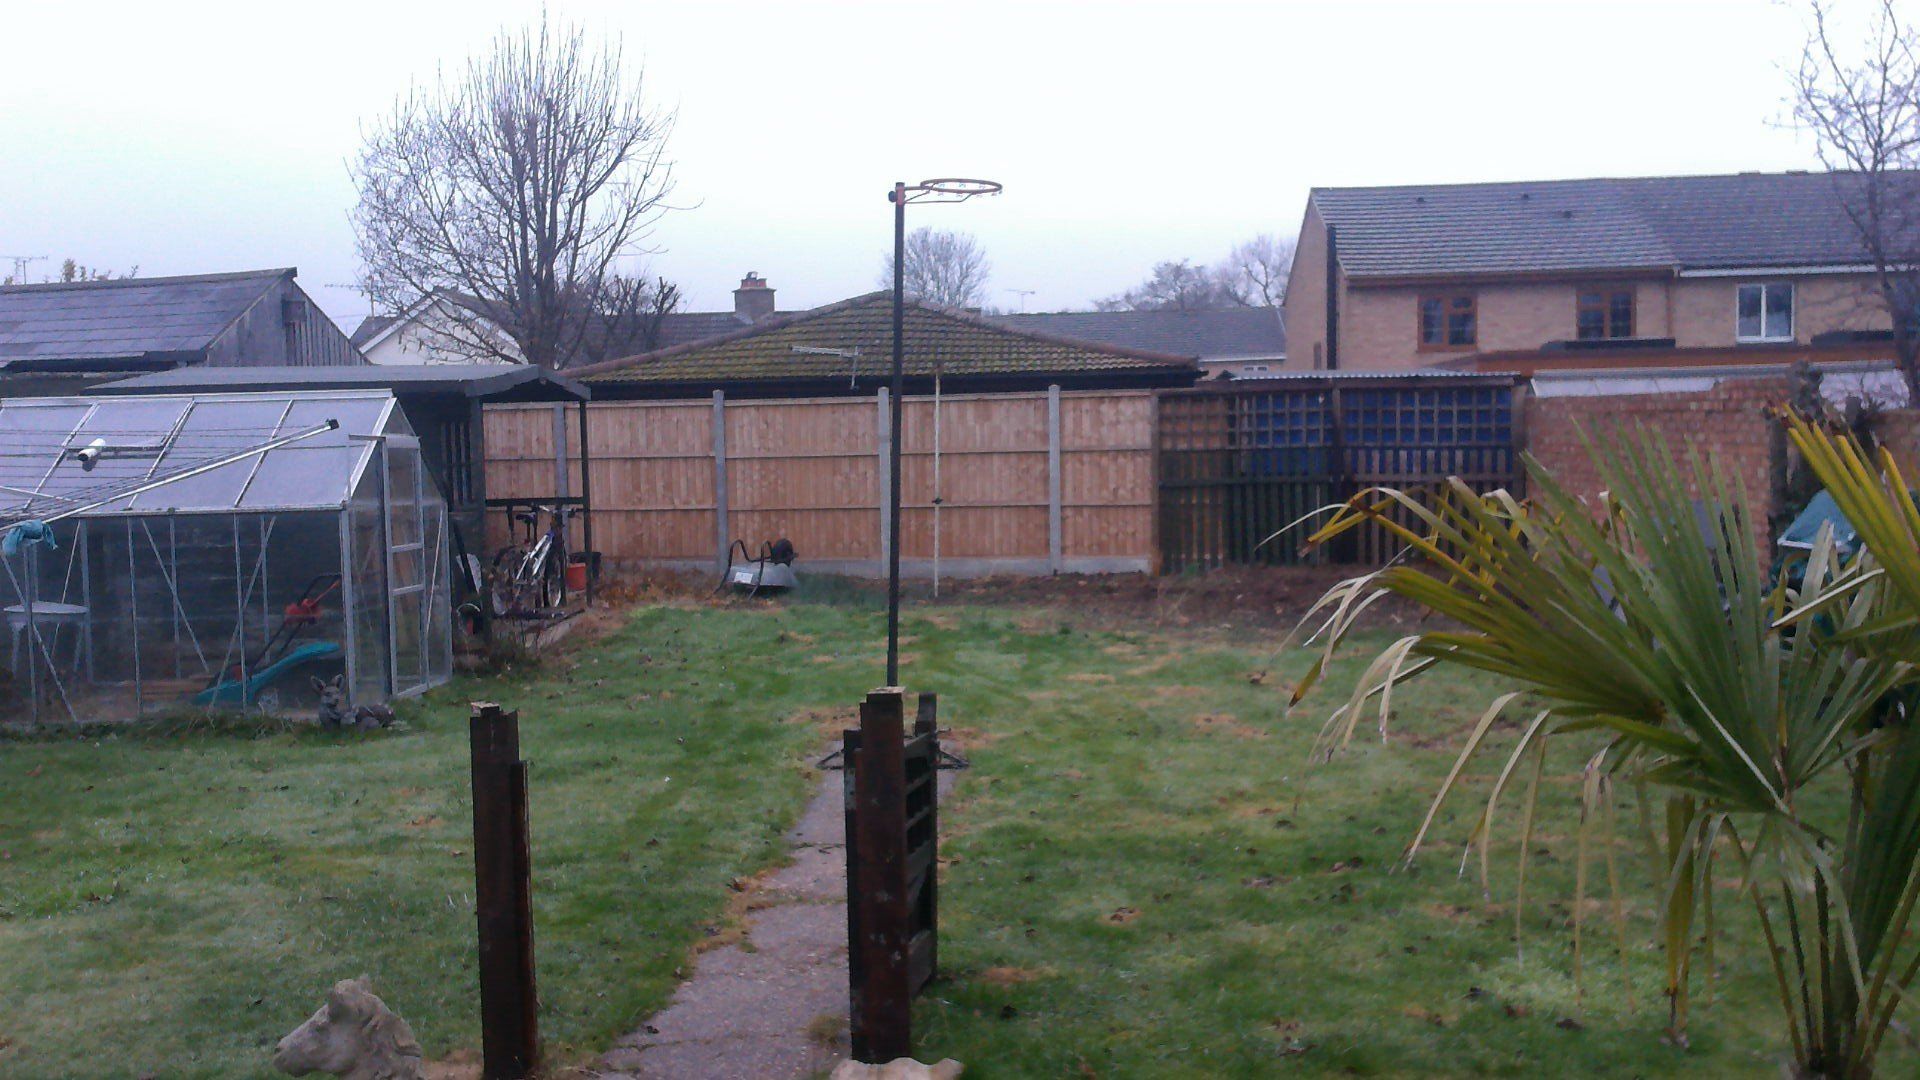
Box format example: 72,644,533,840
1329,856,1365,873
1066,672,1115,685
1104,907,1141,925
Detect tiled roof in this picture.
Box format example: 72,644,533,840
575,292,1198,385
0,268,292,366
349,314,395,348
1312,170,1920,278
989,308,1284,360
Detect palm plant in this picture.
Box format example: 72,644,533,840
1292,429,1920,1078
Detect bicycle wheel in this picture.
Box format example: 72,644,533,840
538,544,567,609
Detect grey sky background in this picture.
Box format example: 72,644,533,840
1,0,1825,330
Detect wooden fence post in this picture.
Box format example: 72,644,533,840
470,702,538,1079
847,687,910,1062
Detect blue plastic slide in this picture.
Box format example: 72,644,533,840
193,640,343,707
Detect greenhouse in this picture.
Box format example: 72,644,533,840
0,390,452,724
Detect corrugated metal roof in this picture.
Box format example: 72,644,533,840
96,364,588,402
0,269,292,366
1313,171,1920,278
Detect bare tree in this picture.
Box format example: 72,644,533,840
1793,0,1920,400
2,258,137,286
578,273,682,366
352,15,677,368
1095,259,1240,312
1218,234,1294,308
877,228,991,309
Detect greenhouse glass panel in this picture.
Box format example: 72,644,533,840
0,390,451,725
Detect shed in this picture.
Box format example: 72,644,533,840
0,269,364,396
0,390,450,724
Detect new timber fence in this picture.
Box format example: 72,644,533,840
485,379,1524,575
486,388,1156,577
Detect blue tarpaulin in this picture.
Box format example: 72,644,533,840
1778,491,1858,553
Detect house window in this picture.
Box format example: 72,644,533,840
1576,287,1635,340
1418,294,1477,348
1737,282,1794,341
1242,363,1270,376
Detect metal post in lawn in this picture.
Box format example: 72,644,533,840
882,176,1001,685
469,701,539,1079
886,181,906,687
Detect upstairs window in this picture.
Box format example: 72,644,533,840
1418,294,1477,348
1737,282,1794,342
1576,287,1636,340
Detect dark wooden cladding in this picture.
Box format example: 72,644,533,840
469,702,539,1079
1157,377,1522,570
844,689,943,1064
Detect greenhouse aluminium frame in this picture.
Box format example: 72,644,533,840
0,390,452,723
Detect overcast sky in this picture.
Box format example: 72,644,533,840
1,0,1827,330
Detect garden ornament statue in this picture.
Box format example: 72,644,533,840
272,976,423,1080
831,1058,963,1080
311,675,396,730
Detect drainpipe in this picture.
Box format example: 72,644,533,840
1324,224,1340,371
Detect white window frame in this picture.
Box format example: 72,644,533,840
1736,282,1795,343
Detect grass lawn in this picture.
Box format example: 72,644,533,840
0,604,856,1078
3,585,1910,1077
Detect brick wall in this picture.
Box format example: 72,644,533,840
1281,203,1330,370
1525,377,1791,549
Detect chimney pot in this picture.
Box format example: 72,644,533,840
734,272,775,323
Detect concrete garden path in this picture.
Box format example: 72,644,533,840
597,771,854,1078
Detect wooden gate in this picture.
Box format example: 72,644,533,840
1157,376,1522,570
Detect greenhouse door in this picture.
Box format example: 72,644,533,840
383,436,442,697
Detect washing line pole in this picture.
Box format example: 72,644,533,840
882,177,1000,686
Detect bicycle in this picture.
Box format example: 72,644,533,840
490,504,578,617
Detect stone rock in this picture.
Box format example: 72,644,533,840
831,1058,964,1080
273,976,424,1080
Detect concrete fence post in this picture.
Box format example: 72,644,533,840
1047,385,1063,574
550,405,569,499
712,390,729,573
877,387,892,576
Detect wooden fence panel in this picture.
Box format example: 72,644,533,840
486,389,1156,575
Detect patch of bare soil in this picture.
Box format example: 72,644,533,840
926,565,1421,634
975,965,1048,986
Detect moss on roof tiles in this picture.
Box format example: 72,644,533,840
575,292,1197,384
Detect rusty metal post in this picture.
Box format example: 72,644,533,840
847,687,911,1062
469,702,538,1079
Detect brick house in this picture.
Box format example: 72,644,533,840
1281,171,1920,374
